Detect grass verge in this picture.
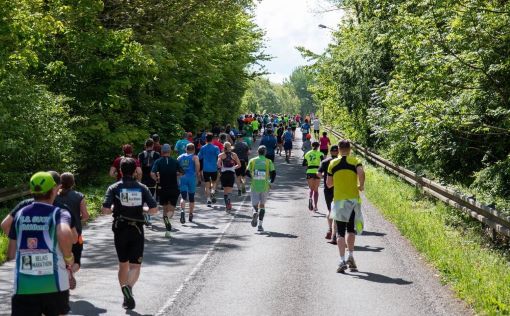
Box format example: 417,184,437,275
364,163,510,314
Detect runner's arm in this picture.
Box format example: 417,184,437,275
101,186,114,214
357,165,365,191
1,214,13,235
135,166,143,181
143,186,159,215
193,156,201,179
80,198,90,223
7,240,16,260
109,166,117,178
326,173,334,189
233,153,241,169
217,153,223,169
57,210,75,264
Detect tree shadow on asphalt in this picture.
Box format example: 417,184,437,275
262,231,299,238
185,221,219,230
348,271,413,285
361,230,387,237
354,245,385,252
69,300,107,316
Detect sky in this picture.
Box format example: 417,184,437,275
254,0,344,83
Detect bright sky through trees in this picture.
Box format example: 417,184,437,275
255,0,343,83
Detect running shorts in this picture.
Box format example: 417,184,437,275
235,160,247,177
336,211,355,238
265,153,275,162
277,136,283,144
284,141,292,151
251,191,268,206
12,291,70,316
203,171,218,182
320,149,328,156
159,188,179,206
291,127,296,131
113,223,144,264
179,176,197,194
220,171,236,188
72,241,83,266
306,174,320,180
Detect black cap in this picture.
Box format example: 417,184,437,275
330,145,339,151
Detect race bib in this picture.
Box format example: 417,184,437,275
120,188,143,207
254,170,266,180
20,251,54,276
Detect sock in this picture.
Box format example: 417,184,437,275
313,190,319,207
259,220,263,226
259,208,265,221
224,194,228,205
348,250,354,258
340,256,346,263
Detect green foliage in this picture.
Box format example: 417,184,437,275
0,0,265,187
309,0,510,211
241,77,300,114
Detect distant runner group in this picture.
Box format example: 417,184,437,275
1,112,366,314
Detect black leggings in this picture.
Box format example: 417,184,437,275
336,211,355,238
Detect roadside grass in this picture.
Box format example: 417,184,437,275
0,173,112,264
364,163,510,314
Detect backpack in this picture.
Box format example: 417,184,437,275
223,152,236,168
142,150,156,168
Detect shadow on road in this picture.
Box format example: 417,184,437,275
263,231,299,238
361,230,387,237
70,300,107,315
354,245,385,252
349,271,413,285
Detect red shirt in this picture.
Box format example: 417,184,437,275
112,156,141,180
212,140,224,152
153,142,162,154
319,136,331,150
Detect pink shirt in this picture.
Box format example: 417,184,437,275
319,136,330,150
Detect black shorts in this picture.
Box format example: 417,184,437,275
159,188,179,206
336,211,356,238
265,154,275,162
72,241,83,266
320,149,328,156
324,188,334,211
291,127,296,131
277,136,283,144
12,290,70,316
113,222,144,264
203,171,218,182
284,141,293,151
235,160,247,177
306,174,320,179
220,171,236,188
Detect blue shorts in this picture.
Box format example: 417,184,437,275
179,176,196,193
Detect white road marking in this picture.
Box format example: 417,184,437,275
155,195,249,315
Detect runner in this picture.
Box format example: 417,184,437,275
212,134,224,152
233,136,251,196
251,117,260,142
303,141,324,212
319,132,332,156
102,158,158,309
152,134,162,154
151,144,184,234
312,117,320,139
276,124,284,156
198,133,221,207
302,133,312,157
246,145,276,232
283,127,293,163
175,132,191,156
55,172,90,275
243,122,254,148
110,144,142,181
178,143,201,222
260,128,277,162
301,119,311,140
290,119,297,139
138,139,161,196
217,142,241,212
326,140,365,273
7,171,75,316
317,145,339,244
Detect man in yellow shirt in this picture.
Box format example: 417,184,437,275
327,140,365,273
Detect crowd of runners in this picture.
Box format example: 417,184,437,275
1,112,365,315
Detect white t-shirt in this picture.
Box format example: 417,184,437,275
313,119,320,130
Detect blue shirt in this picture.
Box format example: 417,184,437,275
178,153,197,178
261,135,277,155
198,143,220,172
301,123,310,134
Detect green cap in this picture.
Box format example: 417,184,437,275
30,171,57,194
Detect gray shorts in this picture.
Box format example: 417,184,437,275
250,191,268,206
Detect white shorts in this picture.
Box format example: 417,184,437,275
332,199,361,222
251,191,268,206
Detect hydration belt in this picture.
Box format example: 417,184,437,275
114,214,145,234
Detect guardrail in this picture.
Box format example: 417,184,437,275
325,127,510,239
0,186,30,204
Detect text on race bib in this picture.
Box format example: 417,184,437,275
120,189,143,207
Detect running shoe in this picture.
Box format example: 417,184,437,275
143,213,152,227
313,208,318,213
308,199,313,211
67,266,76,290
325,231,332,240
258,224,264,232
251,212,258,227
337,261,348,274
328,239,337,245
238,189,242,196
211,195,217,204
226,201,232,212
163,216,172,231
241,184,246,194
207,200,212,207
347,255,358,272
122,285,135,310
189,213,193,222
180,211,185,224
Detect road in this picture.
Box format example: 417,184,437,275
0,133,471,316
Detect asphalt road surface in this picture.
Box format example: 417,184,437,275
0,133,471,316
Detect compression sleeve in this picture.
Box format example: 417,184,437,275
270,170,276,183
